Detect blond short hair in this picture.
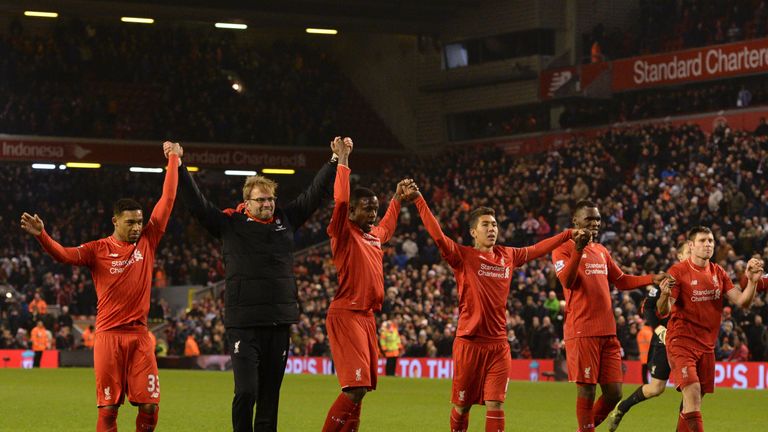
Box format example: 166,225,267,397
243,175,278,201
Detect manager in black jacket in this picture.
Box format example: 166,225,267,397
177,140,339,432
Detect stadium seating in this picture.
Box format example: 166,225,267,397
2,121,767,362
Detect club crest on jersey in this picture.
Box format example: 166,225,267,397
712,276,719,287
584,367,591,379
104,386,112,401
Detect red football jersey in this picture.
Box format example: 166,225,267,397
36,154,179,333
327,165,400,312
413,195,572,342
553,240,653,340
667,259,735,352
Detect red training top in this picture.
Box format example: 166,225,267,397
327,165,400,312
414,195,572,342
553,240,653,340
36,154,179,333
667,259,735,352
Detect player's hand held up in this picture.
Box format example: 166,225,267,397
746,257,765,283
652,272,673,286
20,212,44,236
572,228,591,251
400,180,420,202
334,137,352,166
163,141,183,162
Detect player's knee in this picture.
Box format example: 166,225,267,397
453,404,471,415
648,381,666,397
485,400,503,410
138,403,158,414
343,387,367,403
576,383,596,399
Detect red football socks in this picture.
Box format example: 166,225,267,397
683,411,703,432
450,407,469,432
339,400,362,432
322,393,359,432
96,408,118,432
136,406,159,431
576,396,595,432
592,396,612,427
485,409,505,432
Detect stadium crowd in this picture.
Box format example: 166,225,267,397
2,121,768,363
0,18,396,148
590,0,768,61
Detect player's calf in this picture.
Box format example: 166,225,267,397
136,403,159,431
485,400,504,432
97,406,118,432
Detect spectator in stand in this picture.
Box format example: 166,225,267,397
727,333,750,362
28,293,47,320
55,326,74,350
737,85,753,108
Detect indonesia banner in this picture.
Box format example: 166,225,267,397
284,356,768,390
613,37,768,91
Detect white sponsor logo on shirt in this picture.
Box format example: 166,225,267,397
104,386,112,401
234,340,240,354
584,367,591,379
691,280,698,285
554,260,565,273
355,368,362,381
477,263,509,279
108,253,119,258
109,249,144,274
458,390,466,401
584,262,608,276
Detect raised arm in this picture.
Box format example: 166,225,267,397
177,150,226,238
145,144,181,243
371,194,401,245
327,137,351,238
284,139,339,228
21,213,93,266
509,229,575,266
727,258,763,308
406,185,462,267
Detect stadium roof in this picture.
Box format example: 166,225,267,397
9,0,479,34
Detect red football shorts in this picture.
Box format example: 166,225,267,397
667,339,715,394
94,327,159,407
326,309,379,390
565,336,623,384
451,337,510,406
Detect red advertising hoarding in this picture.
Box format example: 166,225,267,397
282,356,768,390
0,350,59,368
612,37,768,91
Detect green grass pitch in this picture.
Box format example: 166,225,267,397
1,368,767,431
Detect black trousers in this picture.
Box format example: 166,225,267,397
385,356,397,376
33,350,43,368
228,326,290,432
